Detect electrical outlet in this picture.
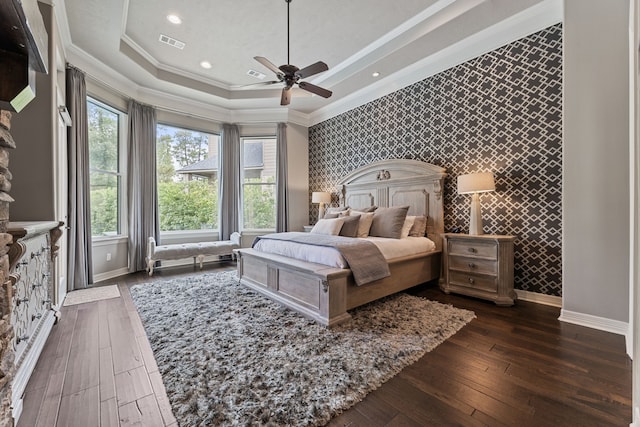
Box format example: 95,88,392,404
106,253,111,261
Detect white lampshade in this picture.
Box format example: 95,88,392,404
311,192,331,204
457,172,495,194
457,172,495,235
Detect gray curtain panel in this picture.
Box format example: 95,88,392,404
276,123,289,232
65,65,93,290
219,123,240,240
127,100,159,272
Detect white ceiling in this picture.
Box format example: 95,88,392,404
58,0,560,120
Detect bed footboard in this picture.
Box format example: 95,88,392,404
235,248,352,326
235,248,441,327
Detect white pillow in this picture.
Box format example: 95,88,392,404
350,212,374,238
401,216,416,239
310,218,345,235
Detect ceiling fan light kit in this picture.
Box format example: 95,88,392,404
254,0,332,106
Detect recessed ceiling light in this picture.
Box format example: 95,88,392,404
200,61,212,69
167,14,182,24
372,72,380,78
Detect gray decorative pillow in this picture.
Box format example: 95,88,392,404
409,215,428,237
368,206,410,239
310,218,345,235
324,206,349,218
338,215,360,238
352,205,377,213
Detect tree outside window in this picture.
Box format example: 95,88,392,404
88,100,121,237
156,125,219,231
242,138,276,230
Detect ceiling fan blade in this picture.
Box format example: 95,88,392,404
298,81,332,98
254,56,282,76
295,61,329,79
280,88,291,106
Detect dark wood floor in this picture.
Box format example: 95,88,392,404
18,263,631,426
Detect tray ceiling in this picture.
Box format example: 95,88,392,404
59,0,556,116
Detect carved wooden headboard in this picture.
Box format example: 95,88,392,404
337,159,447,250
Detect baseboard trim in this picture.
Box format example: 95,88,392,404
559,309,629,338
93,267,130,283
515,289,562,307
12,312,55,424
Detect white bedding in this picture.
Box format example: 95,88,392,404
252,235,436,269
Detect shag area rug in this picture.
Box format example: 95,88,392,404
130,271,475,426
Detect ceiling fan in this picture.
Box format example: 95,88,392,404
253,0,332,106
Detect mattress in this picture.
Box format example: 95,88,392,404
252,235,436,269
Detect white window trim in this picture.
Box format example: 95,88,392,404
87,97,128,240
240,135,277,233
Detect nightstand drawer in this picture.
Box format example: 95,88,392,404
449,256,497,276
448,239,497,259
449,271,497,292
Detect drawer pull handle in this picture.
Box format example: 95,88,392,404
468,263,476,269
468,247,477,253
16,335,29,344
32,313,42,321
468,277,475,284
16,297,29,306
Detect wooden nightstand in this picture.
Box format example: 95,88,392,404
440,233,516,306
303,225,314,233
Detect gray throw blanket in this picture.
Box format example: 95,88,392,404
253,232,391,286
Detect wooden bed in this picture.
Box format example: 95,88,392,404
235,159,447,326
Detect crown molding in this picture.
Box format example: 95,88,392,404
308,0,563,126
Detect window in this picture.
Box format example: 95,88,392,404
242,137,277,230
88,99,123,237
156,124,220,231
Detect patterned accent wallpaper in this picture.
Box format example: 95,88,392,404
308,24,563,296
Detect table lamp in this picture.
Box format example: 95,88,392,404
311,191,331,219
457,172,495,235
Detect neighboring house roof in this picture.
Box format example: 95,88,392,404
177,156,218,175
176,142,264,176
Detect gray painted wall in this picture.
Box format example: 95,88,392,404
562,0,630,322
9,2,56,221
286,123,309,233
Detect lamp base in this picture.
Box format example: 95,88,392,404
319,202,326,220
468,193,484,235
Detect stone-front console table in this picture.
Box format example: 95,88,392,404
8,221,63,420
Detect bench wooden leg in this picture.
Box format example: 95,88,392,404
197,255,205,269
147,258,155,276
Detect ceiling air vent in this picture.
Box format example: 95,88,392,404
159,34,186,50
247,69,266,80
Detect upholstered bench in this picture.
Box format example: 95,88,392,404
146,232,241,276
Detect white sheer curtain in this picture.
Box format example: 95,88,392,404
276,123,289,232
219,123,240,240
65,65,93,290
127,100,159,272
